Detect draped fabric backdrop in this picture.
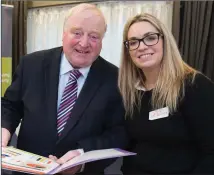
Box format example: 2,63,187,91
179,1,214,81
27,1,173,67
2,0,28,74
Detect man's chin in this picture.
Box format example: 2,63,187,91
68,56,97,68
69,61,91,69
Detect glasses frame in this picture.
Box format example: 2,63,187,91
124,33,163,51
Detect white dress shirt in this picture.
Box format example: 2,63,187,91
57,53,90,172
57,53,91,109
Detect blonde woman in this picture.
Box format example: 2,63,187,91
119,13,214,174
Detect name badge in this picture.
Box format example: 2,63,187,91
149,107,169,120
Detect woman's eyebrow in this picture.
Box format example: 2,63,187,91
128,32,157,40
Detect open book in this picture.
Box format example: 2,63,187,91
2,146,136,174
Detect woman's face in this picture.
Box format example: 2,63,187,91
127,21,163,71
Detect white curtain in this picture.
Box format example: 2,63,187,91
27,1,173,67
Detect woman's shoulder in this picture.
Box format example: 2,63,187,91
184,72,214,96
186,72,213,86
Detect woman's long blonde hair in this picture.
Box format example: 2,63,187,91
118,13,197,118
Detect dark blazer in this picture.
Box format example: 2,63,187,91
2,47,127,173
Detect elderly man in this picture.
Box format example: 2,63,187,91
2,3,127,175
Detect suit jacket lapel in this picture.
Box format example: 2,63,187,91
57,57,104,143
44,47,62,139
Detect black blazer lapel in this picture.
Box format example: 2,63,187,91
44,47,63,139
57,57,104,143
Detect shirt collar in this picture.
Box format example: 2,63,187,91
135,80,146,91
60,53,91,78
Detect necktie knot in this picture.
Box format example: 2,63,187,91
70,69,81,80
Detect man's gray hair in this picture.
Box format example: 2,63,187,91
63,3,107,33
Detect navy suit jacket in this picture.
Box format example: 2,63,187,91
2,47,127,173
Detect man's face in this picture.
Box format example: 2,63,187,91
62,9,106,68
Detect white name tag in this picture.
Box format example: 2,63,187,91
149,107,169,120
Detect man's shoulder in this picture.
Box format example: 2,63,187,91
22,47,62,61
96,56,119,74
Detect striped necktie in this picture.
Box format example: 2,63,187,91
57,69,81,136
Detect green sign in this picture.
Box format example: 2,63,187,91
1,57,12,97
1,5,13,97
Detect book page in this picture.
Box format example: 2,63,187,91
2,147,60,174
54,148,136,173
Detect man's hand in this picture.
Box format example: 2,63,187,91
49,150,82,175
2,128,11,147
55,150,81,164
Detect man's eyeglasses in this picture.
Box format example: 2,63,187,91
124,33,163,51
